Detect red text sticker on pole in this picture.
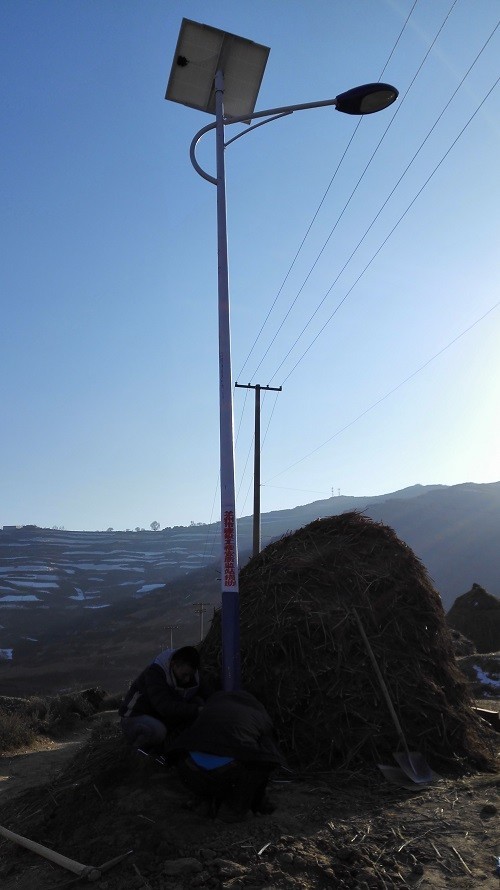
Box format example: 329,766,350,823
223,510,236,588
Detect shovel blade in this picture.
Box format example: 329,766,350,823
377,763,428,790
393,750,437,784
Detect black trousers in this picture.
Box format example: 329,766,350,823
176,755,272,814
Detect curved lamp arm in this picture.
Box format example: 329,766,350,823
190,110,294,184
189,96,340,185
189,82,398,184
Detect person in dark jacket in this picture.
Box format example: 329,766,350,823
119,645,207,754
167,690,282,822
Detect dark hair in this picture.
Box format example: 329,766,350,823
171,646,200,670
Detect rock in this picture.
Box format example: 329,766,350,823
212,859,248,878
480,803,498,817
191,871,211,886
163,857,203,876
199,848,217,861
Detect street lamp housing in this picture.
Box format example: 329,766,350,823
335,83,398,115
166,18,270,120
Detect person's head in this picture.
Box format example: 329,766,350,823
170,646,200,688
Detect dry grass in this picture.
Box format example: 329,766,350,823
0,687,107,753
0,710,36,751
201,512,498,772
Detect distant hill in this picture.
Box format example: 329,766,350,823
247,482,500,610
0,481,498,695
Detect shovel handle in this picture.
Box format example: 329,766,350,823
0,824,100,881
351,607,411,757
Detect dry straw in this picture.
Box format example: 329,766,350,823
201,512,498,771
447,583,500,654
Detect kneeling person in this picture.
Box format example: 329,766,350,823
168,690,282,822
119,646,205,754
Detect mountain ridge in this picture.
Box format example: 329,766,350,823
1,481,499,695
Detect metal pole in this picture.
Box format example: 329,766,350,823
253,384,261,558
215,69,240,691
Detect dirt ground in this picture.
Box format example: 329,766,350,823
0,708,499,890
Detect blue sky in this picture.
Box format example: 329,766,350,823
1,0,498,531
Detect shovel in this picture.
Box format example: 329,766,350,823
351,607,436,785
0,823,133,881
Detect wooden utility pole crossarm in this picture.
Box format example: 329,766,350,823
193,602,210,641
235,382,282,558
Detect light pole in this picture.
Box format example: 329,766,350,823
166,18,398,691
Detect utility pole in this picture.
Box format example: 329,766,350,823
163,624,179,649
193,602,210,642
235,382,282,558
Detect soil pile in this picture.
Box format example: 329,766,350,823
447,583,500,654
2,720,500,890
448,628,476,656
201,512,497,771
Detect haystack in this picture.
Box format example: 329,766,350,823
201,513,497,771
447,583,500,654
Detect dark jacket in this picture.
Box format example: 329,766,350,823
168,690,282,765
119,647,206,727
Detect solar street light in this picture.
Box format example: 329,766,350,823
166,18,398,691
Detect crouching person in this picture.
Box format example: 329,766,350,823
119,646,207,755
168,690,282,823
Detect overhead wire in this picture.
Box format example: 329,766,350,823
246,0,457,381
233,0,422,516
267,20,499,384
203,5,498,536
263,298,500,485
275,71,499,385
236,0,420,381
232,63,498,524
255,10,499,493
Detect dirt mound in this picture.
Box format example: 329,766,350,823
201,512,497,771
447,583,500,654
457,654,500,698
1,720,500,890
448,628,476,656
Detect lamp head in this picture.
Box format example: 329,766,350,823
335,83,398,115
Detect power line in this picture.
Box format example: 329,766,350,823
378,0,420,79
229,0,423,522
275,73,499,385
247,0,458,381
264,299,500,484
266,20,499,384
236,0,421,381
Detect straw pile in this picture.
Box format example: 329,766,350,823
201,512,497,771
447,583,500,654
